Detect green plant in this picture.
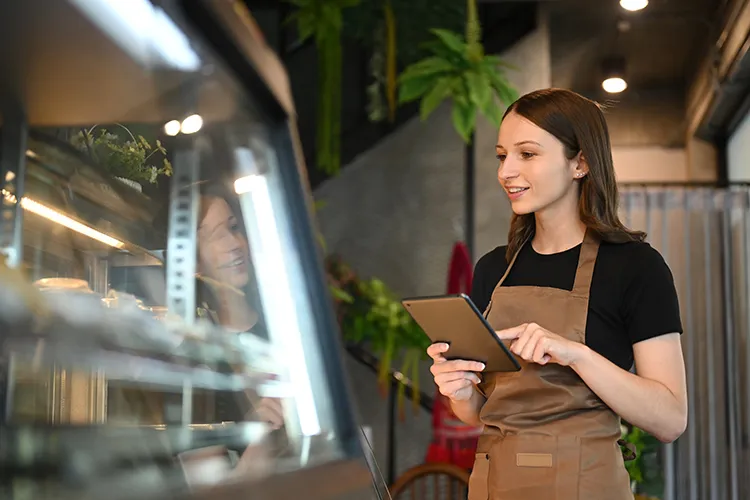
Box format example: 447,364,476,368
71,125,172,185
621,424,664,497
287,0,359,175
345,0,465,123
397,0,517,142
326,255,430,418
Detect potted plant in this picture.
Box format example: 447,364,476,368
396,0,517,259
71,124,172,191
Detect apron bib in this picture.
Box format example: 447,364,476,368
468,230,633,500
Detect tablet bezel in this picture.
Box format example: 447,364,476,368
401,293,521,372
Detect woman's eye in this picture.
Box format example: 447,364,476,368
496,154,506,162
520,151,535,160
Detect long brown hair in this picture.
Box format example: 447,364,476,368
503,88,645,262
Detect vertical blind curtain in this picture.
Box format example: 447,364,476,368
619,185,750,500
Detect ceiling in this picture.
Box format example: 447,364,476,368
547,0,725,94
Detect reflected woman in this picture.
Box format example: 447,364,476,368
195,184,283,430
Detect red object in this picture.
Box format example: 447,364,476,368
424,241,483,470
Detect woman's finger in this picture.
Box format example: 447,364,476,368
495,323,528,340
510,325,533,355
531,337,549,364
520,329,544,361
431,359,485,375
435,371,481,386
427,343,449,360
438,378,474,398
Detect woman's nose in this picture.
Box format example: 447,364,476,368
498,159,520,181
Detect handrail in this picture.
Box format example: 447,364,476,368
345,343,434,413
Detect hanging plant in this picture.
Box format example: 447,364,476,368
287,0,359,175
71,124,172,186
326,255,431,418
346,0,465,124
397,0,518,142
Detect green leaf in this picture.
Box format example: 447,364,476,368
481,95,503,129
419,76,454,120
430,28,466,54
486,70,518,106
398,56,454,81
465,70,491,110
452,100,476,143
399,74,440,103
482,55,518,72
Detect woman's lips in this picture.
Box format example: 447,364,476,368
220,257,246,269
506,187,529,200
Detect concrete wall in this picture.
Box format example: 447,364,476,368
728,110,750,182
613,146,688,183
315,21,552,479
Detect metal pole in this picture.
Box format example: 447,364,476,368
465,132,475,262
0,100,27,425
167,147,200,426
387,379,396,486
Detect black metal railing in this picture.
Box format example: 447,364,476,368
345,344,434,485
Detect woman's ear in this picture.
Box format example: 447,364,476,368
573,153,589,179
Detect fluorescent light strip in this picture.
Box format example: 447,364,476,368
69,0,201,72
235,174,321,437
2,189,125,249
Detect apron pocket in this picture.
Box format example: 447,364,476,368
468,453,490,500
579,437,633,499
489,435,581,500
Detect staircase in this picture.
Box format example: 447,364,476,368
246,1,538,189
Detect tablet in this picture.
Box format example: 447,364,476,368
401,293,521,372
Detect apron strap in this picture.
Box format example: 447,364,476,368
570,229,600,298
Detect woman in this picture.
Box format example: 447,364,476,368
427,88,687,500
196,187,283,429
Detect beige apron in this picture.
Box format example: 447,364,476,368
468,230,633,500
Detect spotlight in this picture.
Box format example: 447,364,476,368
601,56,628,94
620,0,648,12
163,120,181,136
180,114,203,134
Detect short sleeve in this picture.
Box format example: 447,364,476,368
620,244,683,344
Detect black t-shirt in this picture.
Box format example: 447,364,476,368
470,240,683,370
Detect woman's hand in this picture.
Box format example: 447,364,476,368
428,343,485,402
255,398,284,430
495,323,587,367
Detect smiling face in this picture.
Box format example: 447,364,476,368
496,111,588,216
197,197,250,289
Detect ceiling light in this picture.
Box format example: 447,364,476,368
620,0,648,12
163,120,181,136
602,77,628,94
180,114,203,134
601,56,628,94
69,0,201,71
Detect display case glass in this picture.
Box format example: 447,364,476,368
0,1,373,498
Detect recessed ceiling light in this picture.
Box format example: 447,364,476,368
620,0,648,12
602,77,628,94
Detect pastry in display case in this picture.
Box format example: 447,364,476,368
0,1,380,499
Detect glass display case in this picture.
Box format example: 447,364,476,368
0,1,377,498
